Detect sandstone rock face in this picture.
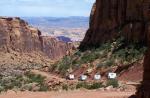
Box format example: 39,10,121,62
80,0,150,98
0,17,73,60
0,17,42,52
41,36,73,60
80,0,150,49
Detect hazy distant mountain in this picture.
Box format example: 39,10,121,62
56,36,72,43
22,16,89,28
22,17,89,42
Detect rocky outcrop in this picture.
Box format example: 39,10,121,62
0,17,42,52
0,17,73,60
79,0,150,50
80,0,150,97
41,36,73,60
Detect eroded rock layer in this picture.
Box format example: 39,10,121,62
0,17,73,60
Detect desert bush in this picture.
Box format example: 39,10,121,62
25,72,45,84
0,76,23,91
74,51,82,56
0,85,4,93
76,82,89,89
80,52,100,64
97,42,112,52
88,82,103,90
106,79,119,88
39,84,49,91
62,84,69,91
76,82,103,90
0,71,48,93
58,56,72,75
25,72,48,91
103,59,114,67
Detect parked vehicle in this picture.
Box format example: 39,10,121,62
67,74,75,80
80,75,87,81
94,74,101,80
108,72,117,79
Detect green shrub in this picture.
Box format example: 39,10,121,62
39,85,49,91
0,85,4,93
74,51,82,56
58,56,72,75
25,72,48,91
76,82,103,90
0,72,48,93
88,82,103,90
98,43,111,52
76,82,89,89
26,72,45,84
62,84,69,91
0,76,23,92
104,59,114,67
81,52,99,63
106,79,119,88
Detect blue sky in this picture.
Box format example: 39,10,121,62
0,0,95,17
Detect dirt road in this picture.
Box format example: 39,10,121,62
0,91,134,98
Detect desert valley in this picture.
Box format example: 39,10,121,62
0,0,150,98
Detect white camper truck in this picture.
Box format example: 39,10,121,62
68,74,75,80
80,75,87,81
108,72,117,79
94,74,101,80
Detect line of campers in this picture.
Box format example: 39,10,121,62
67,72,117,81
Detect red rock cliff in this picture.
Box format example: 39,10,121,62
0,17,73,60
80,0,150,97
41,36,73,60
80,0,150,49
0,17,42,52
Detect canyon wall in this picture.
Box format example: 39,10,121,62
80,0,150,97
0,17,73,60
41,36,73,59
80,0,150,49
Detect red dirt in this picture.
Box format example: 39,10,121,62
0,91,135,98
118,62,143,82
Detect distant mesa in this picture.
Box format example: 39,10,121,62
22,16,89,28
56,36,72,43
22,17,88,42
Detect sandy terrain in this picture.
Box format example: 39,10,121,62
0,91,134,98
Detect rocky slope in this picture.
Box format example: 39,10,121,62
0,17,74,92
0,17,73,60
79,0,150,98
